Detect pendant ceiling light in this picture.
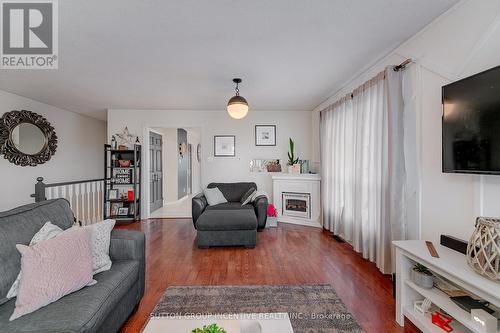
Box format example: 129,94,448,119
227,78,249,119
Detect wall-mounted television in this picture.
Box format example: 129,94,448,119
442,65,500,175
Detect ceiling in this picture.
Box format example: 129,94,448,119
0,0,458,121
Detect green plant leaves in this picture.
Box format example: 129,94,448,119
192,323,227,333
288,138,299,165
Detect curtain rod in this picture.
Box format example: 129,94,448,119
345,59,411,98
322,59,413,111
394,59,412,71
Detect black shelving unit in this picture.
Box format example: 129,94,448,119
104,144,141,223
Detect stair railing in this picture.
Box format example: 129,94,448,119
31,177,105,225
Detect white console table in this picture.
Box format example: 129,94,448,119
394,240,500,333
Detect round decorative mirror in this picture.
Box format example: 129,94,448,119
11,123,47,155
0,110,57,166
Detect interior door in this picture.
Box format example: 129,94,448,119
149,132,163,213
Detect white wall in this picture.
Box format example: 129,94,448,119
186,128,202,195
312,0,500,243
0,90,107,211
108,109,312,216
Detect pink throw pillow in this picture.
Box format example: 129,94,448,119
10,228,94,321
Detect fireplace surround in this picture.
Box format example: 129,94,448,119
272,174,321,228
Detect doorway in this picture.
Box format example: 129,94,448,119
148,127,202,218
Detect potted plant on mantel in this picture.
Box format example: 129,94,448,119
287,138,300,174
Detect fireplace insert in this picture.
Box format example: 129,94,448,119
282,192,311,219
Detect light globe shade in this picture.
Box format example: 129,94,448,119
227,95,249,119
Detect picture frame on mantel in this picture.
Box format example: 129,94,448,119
214,135,236,157
255,125,276,146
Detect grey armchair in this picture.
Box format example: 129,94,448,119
192,182,268,248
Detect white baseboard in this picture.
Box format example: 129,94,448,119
277,216,322,228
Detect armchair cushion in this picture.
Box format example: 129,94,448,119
196,209,257,231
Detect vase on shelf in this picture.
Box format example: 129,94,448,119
467,217,500,281
411,269,433,289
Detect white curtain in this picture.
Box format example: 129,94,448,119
402,64,421,240
320,67,406,274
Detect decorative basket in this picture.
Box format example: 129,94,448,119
466,217,500,281
266,162,281,173
118,159,131,167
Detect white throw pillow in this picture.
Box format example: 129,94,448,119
7,222,63,299
204,187,228,206
71,219,116,274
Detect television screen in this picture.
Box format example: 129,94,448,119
442,65,500,174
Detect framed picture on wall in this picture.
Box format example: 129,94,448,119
214,135,235,157
255,125,276,146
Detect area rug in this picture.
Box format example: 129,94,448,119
151,284,364,333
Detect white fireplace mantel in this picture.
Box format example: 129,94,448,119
272,173,321,228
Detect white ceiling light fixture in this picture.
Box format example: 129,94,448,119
227,78,249,119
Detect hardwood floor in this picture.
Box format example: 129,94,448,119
117,219,420,333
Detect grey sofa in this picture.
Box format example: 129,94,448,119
192,182,268,248
0,199,145,333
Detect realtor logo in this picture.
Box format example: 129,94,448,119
1,0,58,69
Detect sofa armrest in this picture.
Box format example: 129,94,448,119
253,195,268,230
192,193,207,228
110,230,145,300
